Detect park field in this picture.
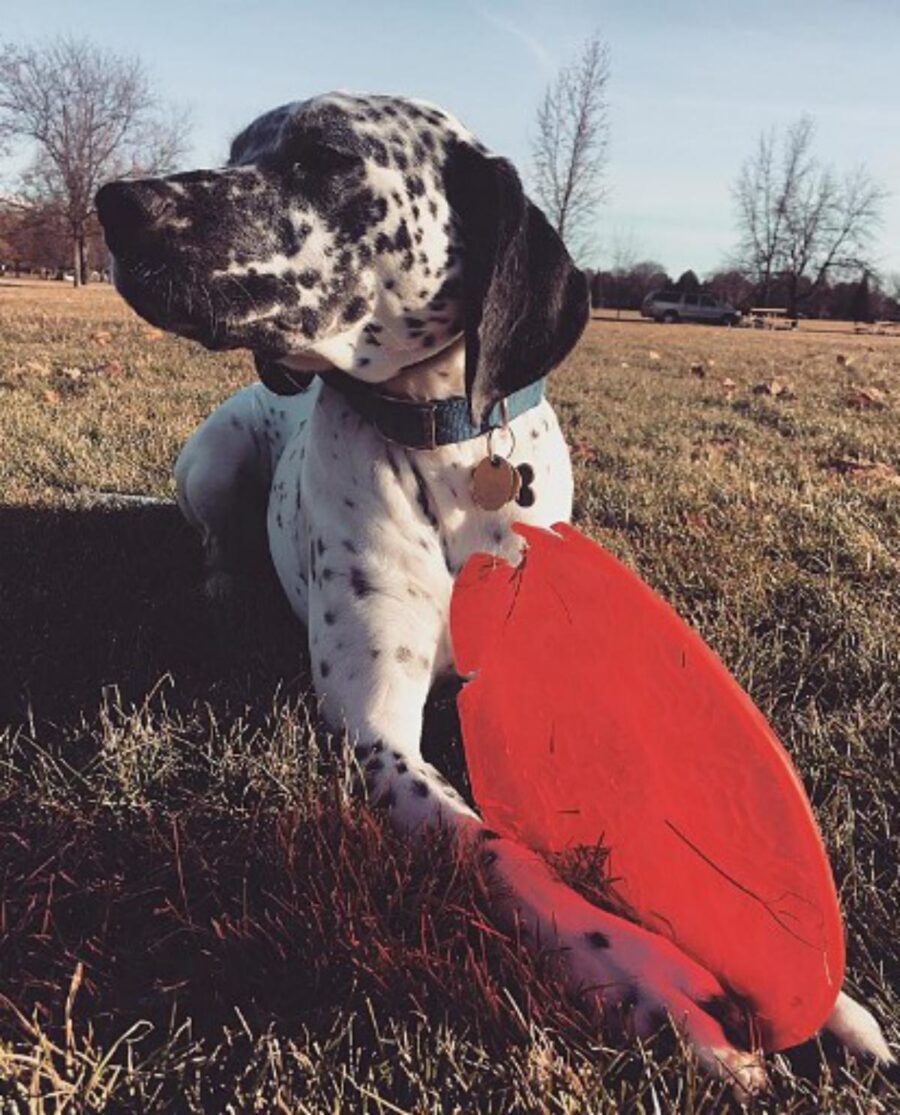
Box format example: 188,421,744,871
0,279,897,1112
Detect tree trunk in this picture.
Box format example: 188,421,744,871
79,236,89,285
786,275,798,318
72,232,82,287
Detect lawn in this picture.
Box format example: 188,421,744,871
0,280,897,1112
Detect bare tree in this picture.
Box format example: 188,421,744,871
733,117,884,314
531,33,610,262
0,37,191,285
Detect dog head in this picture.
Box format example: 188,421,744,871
97,93,587,422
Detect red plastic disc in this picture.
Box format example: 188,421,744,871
451,521,844,1051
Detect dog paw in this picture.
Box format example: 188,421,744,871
824,991,894,1065
482,836,766,1096
569,919,767,1096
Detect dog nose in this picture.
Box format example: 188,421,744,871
95,180,174,250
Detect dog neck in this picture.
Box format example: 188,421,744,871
375,337,466,402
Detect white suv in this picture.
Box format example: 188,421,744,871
641,290,741,326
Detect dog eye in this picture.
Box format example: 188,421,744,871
293,142,359,175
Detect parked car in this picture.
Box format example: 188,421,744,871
641,289,741,326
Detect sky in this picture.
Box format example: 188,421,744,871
2,0,898,278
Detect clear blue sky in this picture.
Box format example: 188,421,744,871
3,0,898,278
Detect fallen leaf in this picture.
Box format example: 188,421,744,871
845,386,888,410
59,366,83,381
42,388,61,404
722,377,737,390
648,350,661,362
826,457,900,486
570,443,600,463
752,379,795,399
143,328,164,341
690,437,736,463
92,330,112,345
690,362,706,378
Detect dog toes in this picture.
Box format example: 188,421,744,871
666,990,767,1098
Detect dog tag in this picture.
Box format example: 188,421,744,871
471,455,521,510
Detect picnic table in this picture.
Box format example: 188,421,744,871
746,308,798,330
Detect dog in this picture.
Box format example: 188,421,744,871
95,92,892,1091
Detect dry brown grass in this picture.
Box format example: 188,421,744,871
0,280,898,1112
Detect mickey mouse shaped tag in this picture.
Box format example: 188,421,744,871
471,418,536,511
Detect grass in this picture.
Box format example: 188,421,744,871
0,279,897,1112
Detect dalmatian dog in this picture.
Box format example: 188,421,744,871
95,92,892,1092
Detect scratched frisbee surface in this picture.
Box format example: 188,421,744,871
451,521,844,1051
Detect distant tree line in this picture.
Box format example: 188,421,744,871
585,113,892,324
0,196,108,279
585,263,900,323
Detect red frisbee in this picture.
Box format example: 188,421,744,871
451,521,844,1051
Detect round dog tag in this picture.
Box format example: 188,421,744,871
471,456,521,510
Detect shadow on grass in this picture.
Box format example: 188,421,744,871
0,502,481,1064
0,502,307,727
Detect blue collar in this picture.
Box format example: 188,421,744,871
324,376,546,450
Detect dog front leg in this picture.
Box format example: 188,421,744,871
308,591,766,1094
308,579,478,833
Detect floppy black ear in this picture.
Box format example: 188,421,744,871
254,355,316,395
443,143,589,425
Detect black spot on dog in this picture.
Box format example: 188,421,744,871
394,220,412,252
298,268,321,288
395,646,413,662
586,931,610,949
300,307,320,338
276,217,304,256
411,780,429,798
319,660,331,678
351,567,374,598
324,610,336,625
343,295,368,323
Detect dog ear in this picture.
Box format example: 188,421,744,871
443,143,589,425
254,355,316,395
